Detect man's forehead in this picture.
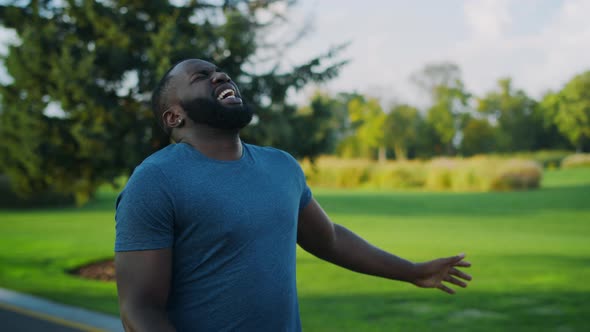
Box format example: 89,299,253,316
170,59,216,76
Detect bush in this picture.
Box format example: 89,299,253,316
490,160,543,191
368,162,426,189
301,158,372,188
484,150,572,169
0,175,74,208
301,156,543,192
561,153,590,169
425,158,456,191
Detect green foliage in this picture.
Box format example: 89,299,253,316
561,153,590,169
0,175,74,208
476,78,544,152
460,116,496,156
287,92,348,161
337,96,386,160
384,104,421,160
414,63,470,155
541,71,590,150
0,0,346,204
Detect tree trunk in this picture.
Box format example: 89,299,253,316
378,146,387,163
393,143,407,161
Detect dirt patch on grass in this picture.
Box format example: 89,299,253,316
70,259,115,282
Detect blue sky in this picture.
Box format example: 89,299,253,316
1,0,589,108
279,0,590,106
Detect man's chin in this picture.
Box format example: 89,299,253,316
183,98,254,131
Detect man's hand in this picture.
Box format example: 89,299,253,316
412,253,472,294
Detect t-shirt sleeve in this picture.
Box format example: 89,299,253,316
299,182,312,212
115,163,175,252
289,154,312,212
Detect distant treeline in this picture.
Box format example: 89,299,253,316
290,63,589,163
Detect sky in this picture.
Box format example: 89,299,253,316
1,0,590,108
279,0,590,106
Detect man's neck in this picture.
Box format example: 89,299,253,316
176,125,243,161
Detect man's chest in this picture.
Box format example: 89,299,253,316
171,165,302,247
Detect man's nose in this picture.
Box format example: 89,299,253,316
211,72,231,84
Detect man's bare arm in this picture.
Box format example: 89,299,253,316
297,198,471,294
115,249,176,331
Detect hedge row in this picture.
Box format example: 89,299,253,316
561,153,590,169
484,150,572,169
300,156,543,191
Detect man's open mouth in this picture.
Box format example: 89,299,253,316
216,88,236,101
214,84,242,105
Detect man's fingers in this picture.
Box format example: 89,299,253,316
454,260,471,268
450,267,472,281
437,284,455,295
444,253,469,265
444,275,467,288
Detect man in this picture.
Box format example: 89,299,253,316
114,59,472,332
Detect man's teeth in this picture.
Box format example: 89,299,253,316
217,89,235,100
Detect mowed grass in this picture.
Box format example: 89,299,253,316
0,167,589,331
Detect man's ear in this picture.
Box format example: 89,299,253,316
162,106,185,130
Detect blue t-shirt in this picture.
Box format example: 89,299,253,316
115,142,312,331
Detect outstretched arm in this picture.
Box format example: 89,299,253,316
297,198,471,294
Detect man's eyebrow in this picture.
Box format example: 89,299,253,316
192,66,219,74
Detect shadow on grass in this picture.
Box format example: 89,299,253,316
314,185,590,218
3,184,589,220
298,290,589,332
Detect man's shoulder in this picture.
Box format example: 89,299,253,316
245,143,296,162
140,143,184,168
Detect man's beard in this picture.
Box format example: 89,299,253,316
181,97,254,131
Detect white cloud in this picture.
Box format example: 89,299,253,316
464,0,511,40
448,0,590,99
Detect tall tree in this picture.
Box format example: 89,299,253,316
342,96,387,161
541,71,590,151
288,91,348,161
460,116,496,156
477,78,541,152
410,61,461,103
426,82,470,155
411,62,470,155
0,0,346,203
384,104,421,160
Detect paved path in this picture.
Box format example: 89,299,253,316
0,288,124,332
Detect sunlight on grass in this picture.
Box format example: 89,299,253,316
0,167,588,330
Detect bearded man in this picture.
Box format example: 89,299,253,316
114,59,472,332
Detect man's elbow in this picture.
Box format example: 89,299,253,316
118,299,169,331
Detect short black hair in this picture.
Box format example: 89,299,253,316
151,64,178,135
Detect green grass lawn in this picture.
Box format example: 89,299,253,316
1,167,589,331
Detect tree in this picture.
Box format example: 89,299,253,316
460,116,496,156
410,62,461,103
477,78,542,152
0,1,346,203
411,62,470,155
426,82,470,155
541,71,590,151
288,92,348,161
384,104,421,160
339,96,387,161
